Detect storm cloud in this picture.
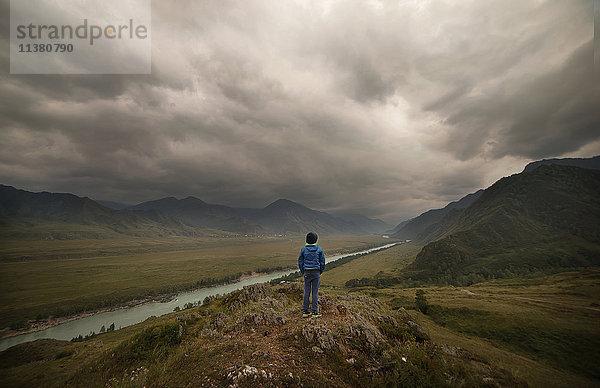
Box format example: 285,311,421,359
0,0,597,223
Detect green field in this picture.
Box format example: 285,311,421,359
0,235,389,329
321,242,423,287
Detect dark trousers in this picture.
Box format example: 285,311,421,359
303,269,320,313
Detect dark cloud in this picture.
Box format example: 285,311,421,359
0,0,598,224
436,40,598,160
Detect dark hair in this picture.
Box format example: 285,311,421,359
306,232,318,244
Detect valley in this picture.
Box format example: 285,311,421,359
1,159,599,387
0,235,389,333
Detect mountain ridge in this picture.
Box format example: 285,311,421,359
390,189,484,241
523,155,600,172
0,185,201,239
405,164,600,284
0,186,383,238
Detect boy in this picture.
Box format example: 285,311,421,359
298,232,325,317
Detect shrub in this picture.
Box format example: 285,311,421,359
415,289,429,314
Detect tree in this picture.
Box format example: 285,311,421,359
415,289,429,314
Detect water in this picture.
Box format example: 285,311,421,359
0,242,398,351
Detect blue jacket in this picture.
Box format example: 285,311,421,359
298,244,325,274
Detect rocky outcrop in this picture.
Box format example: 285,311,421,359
1,282,524,388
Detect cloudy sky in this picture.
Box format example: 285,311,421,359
1,0,598,224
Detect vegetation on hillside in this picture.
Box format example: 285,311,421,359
364,270,600,386
403,165,600,285
0,283,524,387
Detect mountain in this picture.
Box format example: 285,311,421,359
405,165,600,285
523,155,600,172
390,190,484,241
386,219,411,234
0,185,377,238
129,196,264,234
334,213,392,234
129,197,367,235
0,185,200,239
94,200,131,210
247,199,364,235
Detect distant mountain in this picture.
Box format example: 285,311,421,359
129,196,264,234
0,185,200,239
386,219,411,235
247,199,364,235
390,190,484,241
94,200,131,210
129,197,367,235
0,185,377,238
523,155,600,172
405,165,600,285
331,213,392,234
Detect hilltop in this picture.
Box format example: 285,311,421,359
0,283,523,387
522,155,600,172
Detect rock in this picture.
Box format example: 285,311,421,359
203,312,229,334
406,320,430,342
226,284,273,311
377,314,398,327
213,312,228,329
242,365,258,377
319,295,333,312
341,315,384,351
301,325,336,350
396,307,412,320
243,308,287,327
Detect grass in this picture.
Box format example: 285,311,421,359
367,270,600,386
412,311,597,388
321,242,422,287
313,237,600,386
0,235,388,328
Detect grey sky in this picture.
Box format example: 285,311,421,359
1,0,598,224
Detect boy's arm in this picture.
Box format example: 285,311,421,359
319,248,325,274
298,248,304,275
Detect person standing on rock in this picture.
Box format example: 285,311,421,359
298,231,325,318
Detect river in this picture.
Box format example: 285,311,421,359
0,242,398,351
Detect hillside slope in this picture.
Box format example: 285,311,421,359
390,190,483,241
406,165,600,284
0,283,523,387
